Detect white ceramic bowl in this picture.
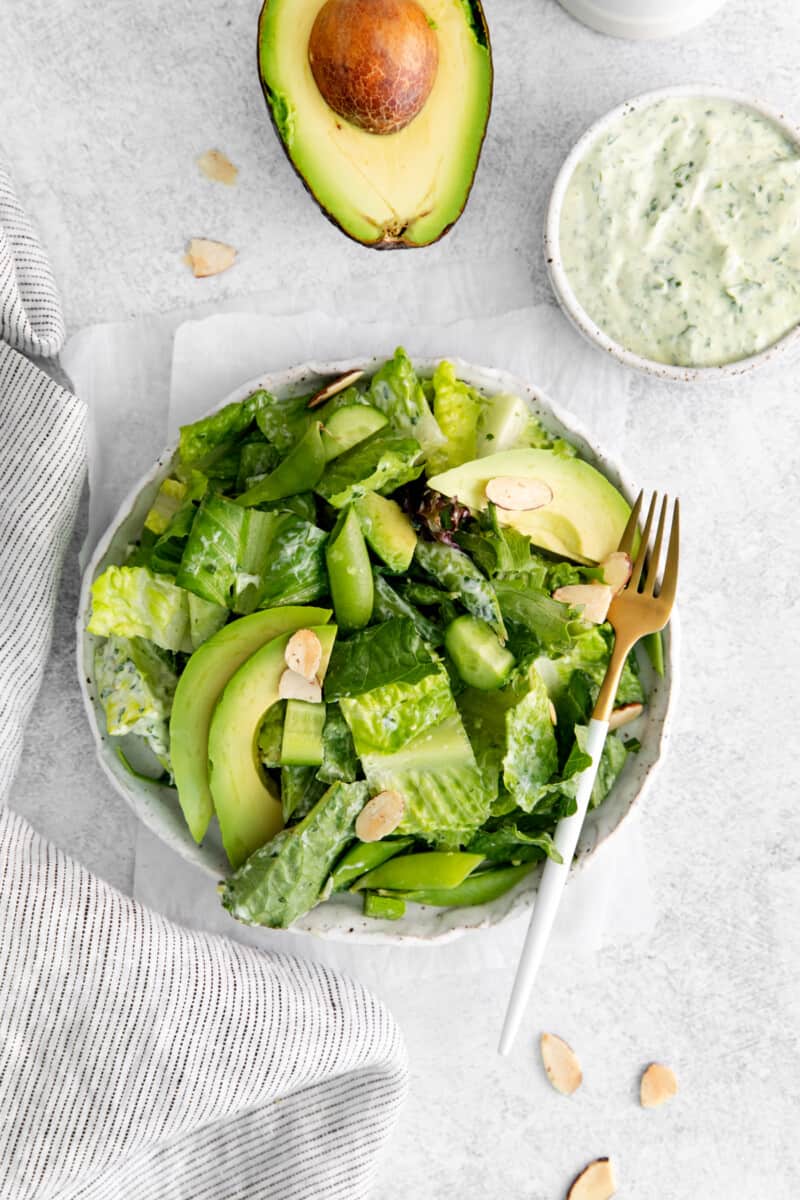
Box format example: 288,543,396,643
545,85,800,382
558,0,727,41
77,356,678,943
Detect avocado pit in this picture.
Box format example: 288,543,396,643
308,0,439,135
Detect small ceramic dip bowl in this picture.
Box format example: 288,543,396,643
545,85,800,381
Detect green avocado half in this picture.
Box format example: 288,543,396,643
257,0,493,248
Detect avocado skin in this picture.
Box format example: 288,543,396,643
255,0,493,249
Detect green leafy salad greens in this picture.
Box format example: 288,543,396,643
88,349,653,929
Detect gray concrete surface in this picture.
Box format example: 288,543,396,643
2,0,799,1195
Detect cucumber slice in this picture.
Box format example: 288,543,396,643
325,506,374,630
445,615,515,690
321,405,388,461
281,699,326,766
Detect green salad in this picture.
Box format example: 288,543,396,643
88,349,655,928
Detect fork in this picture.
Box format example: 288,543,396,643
498,491,680,1055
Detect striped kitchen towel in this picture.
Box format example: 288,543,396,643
0,157,407,1200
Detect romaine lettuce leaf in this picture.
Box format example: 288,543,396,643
573,725,630,809
361,713,491,838
502,667,559,811
497,578,579,657
340,667,455,755
175,494,246,607
324,618,437,699
367,347,445,456
428,361,480,473
237,440,280,491
179,391,273,465
222,781,369,927
256,513,328,608
89,565,192,652
414,540,506,639
535,626,645,706
466,821,562,864
94,635,178,766
316,704,359,784
187,594,228,648
144,479,187,535
254,390,314,453
315,430,423,508
372,573,443,647
281,765,326,823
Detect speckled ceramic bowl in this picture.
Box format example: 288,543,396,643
77,357,678,943
545,84,800,382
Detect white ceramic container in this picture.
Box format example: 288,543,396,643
77,356,677,943
558,0,728,40
545,85,800,382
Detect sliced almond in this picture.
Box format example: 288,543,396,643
640,1062,678,1108
197,148,239,186
184,238,237,278
278,668,322,703
285,629,323,682
548,699,558,726
355,790,406,842
609,702,644,731
599,551,632,595
567,1158,616,1200
485,476,553,511
540,1033,582,1095
307,369,365,409
552,583,613,625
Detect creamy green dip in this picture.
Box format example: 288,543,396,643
559,96,800,367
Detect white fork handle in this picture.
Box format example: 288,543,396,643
498,717,609,1056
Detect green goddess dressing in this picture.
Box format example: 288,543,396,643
559,96,800,366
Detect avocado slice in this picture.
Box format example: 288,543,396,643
428,448,631,564
170,605,331,844
354,491,416,572
209,623,337,868
257,0,493,248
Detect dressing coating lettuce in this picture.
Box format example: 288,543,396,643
89,565,192,652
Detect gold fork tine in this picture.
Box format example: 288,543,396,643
629,492,657,591
657,498,680,609
643,494,669,595
617,490,643,556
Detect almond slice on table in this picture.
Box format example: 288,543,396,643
485,476,553,511
196,148,239,186
552,583,613,625
184,238,237,278
599,551,632,594
640,1062,678,1108
608,702,644,731
278,668,322,703
285,629,323,682
355,790,406,843
567,1158,616,1200
540,1033,582,1095
307,369,365,409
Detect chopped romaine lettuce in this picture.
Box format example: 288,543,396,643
316,704,359,784
414,540,506,639
367,347,445,457
466,821,562,864
340,667,455,755
324,617,437,699
257,513,328,608
179,391,273,465
361,713,491,839
94,635,178,767
144,479,187,535
281,765,326,823
254,390,314,453
315,430,424,508
222,781,369,927
502,667,559,811
371,573,443,647
89,565,192,652
428,360,481,473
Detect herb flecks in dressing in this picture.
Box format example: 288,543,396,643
560,97,800,367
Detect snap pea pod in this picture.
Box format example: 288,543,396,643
645,631,665,677
331,836,414,891
363,892,406,920
352,851,484,892
325,506,374,631
376,862,536,908
237,421,326,507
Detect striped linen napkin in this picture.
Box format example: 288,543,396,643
0,157,407,1200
